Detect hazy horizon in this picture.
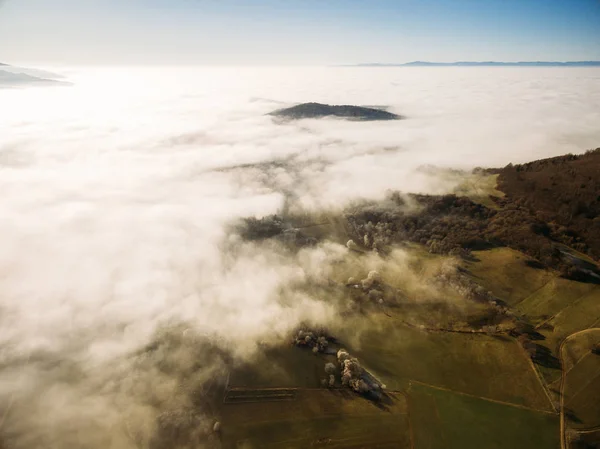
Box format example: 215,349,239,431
1,0,599,66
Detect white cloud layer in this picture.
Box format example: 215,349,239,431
0,66,599,448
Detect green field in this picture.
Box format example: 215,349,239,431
563,330,600,430
564,356,600,429
407,383,559,449
460,247,600,391
228,345,335,388
463,248,600,330
515,278,596,323
227,246,556,414
546,290,600,349
562,330,600,369
331,314,553,411
220,244,600,447
535,291,600,387
227,318,553,415
220,389,411,449
464,248,554,306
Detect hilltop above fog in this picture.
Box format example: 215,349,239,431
269,102,403,121
496,148,600,261
0,63,70,88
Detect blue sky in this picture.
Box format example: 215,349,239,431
1,0,599,65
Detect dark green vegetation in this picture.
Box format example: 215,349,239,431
269,102,403,121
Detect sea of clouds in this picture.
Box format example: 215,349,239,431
0,66,599,448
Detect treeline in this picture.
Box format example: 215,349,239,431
497,148,600,260
346,190,598,281
237,149,600,281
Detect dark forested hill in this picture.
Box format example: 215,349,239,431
269,103,402,121
342,148,600,282
497,149,600,259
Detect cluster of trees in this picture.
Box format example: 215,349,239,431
497,148,600,260
239,215,286,240
435,262,493,302
335,349,385,395
346,189,598,281
516,334,560,369
346,193,496,256
292,329,330,354
345,270,387,305
508,321,561,369
239,215,317,247
318,348,386,396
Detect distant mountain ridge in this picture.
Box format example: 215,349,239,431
0,63,69,88
0,70,67,86
350,61,600,67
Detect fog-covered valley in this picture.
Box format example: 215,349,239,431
1,66,599,448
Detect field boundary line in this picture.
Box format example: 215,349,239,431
408,380,556,415
537,289,599,331
512,274,555,309
576,426,600,434
401,390,416,449
559,328,600,449
222,411,409,429
515,338,558,412
589,316,600,329
248,435,404,449
533,288,594,330
563,351,594,378
563,365,600,409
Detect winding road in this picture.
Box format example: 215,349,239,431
558,328,600,449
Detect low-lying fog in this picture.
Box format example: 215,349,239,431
0,66,599,448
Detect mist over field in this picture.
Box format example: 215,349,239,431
1,66,600,448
